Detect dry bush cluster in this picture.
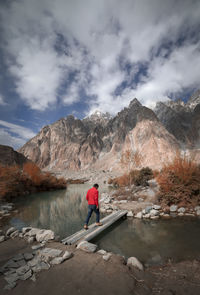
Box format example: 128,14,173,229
108,167,153,187
156,155,200,206
0,162,66,200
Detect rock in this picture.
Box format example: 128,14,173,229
4,273,19,284
0,235,5,242
25,228,43,237
97,249,107,255
17,259,26,267
22,227,32,234
127,211,134,217
170,205,178,212
103,253,112,261
113,201,120,204
36,229,55,242
31,244,45,250
143,214,150,219
153,205,161,210
104,198,111,204
196,210,200,216
4,259,20,269
6,227,16,236
50,257,64,265
162,214,170,218
24,253,34,261
77,241,97,253
148,179,158,188
127,257,144,271
13,253,24,261
30,274,36,282
62,251,73,261
135,212,143,219
138,198,144,202
28,257,41,267
150,209,159,217
106,209,113,213
38,248,63,261
4,282,17,290
144,206,152,214
27,237,35,243
20,269,32,281
10,230,20,238
100,208,106,213
178,213,184,216
19,233,24,238
32,261,50,273
16,265,30,276
178,207,186,213
150,216,159,220
195,206,200,211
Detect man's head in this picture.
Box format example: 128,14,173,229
93,183,99,189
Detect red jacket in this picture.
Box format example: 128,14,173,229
86,187,99,206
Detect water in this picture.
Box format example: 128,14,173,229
92,217,200,265
7,184,200,265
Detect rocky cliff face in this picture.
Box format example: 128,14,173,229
0,145,29,166
19,92,200,172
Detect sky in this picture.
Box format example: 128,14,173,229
0,0,200,149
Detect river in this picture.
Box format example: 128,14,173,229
6,184,200,266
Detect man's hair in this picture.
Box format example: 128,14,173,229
93,183,99,189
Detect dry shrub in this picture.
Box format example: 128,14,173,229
0,163,67,200
108,167,153,187
156,155,200,206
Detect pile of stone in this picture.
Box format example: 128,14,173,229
0,247,72,290
0,226,57,245
0,203,15,220
134,205,200,219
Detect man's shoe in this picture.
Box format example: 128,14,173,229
95,222,103,226
84,224,88,230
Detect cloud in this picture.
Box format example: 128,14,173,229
0,120,36,149
1,0,200,115
0,94,6,105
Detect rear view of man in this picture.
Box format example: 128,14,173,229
84,183,102,229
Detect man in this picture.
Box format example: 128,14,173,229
84,183,102,229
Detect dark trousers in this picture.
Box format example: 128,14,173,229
85,205,100,225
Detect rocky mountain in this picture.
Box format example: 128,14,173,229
19,91,200,172
0,145,29,167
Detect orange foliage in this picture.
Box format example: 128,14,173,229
156,154,200,206
0,163,67,200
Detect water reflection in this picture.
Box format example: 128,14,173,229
92,217,200,265
8,185,200,266
10,184,106,238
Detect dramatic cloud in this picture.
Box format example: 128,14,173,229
0,120,36,148
0,0,200,115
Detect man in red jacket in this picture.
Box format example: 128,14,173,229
84,183,102,229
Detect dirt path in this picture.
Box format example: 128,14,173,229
1,238,200,295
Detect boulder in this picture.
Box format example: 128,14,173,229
36,230,55,242
25,228,43,237
127,257,144,271
195,206,200,211
196,210,200,216
50,257,64,265
31,244,45,250
62,251,73,261
150,209,159,217
4,282,17,290
16,265,30,276
6,227,16,237
13,253,24,261
0,235,5,243
19,269,32,280
153,205,161,210
97,249,107,255
38,248,62,261
10,230,20,238
127,211,134,217
135,212,143,219
103,253,112,261
32,261,50,273
170,205,178,212
178,207,185,213
22,227,32,234
24,253,34,261
144,206,152,214
77,241,97,253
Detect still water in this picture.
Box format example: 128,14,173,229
8,184,200,265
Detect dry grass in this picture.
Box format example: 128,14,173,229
0,163,67,200
156,154,200,206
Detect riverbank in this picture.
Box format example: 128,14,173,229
0,236,200,294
